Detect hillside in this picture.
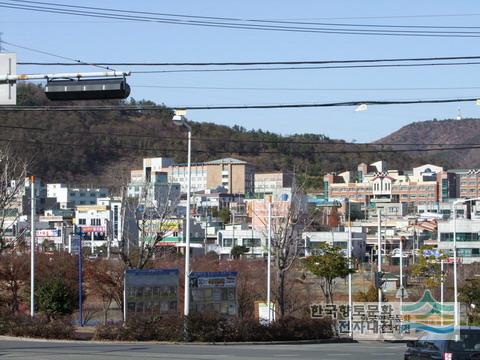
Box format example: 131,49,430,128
376,118,480,169
0,84,418,187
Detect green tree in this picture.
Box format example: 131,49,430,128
230,245,249,259
36,277,76,319
303,243,354,304
218,208,231,224
459,279,480,324
410,246,447,289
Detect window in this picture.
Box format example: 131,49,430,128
90,193,96,197
80,193,85,197
78,219,86,225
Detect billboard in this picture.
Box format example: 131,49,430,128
125,269,179,318
190,271,237,316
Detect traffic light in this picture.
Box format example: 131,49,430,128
374,271,385,289
45,77,130,101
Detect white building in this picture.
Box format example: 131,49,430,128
47,183,109,209
212,224,265,258
302,228,366,260
74,202,121,253
437,218,480,264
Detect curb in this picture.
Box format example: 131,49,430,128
0,335,356,345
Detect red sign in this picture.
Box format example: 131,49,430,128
80,226,105,233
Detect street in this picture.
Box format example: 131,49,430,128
0,339,405,359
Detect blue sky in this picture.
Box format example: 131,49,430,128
2,0,480,142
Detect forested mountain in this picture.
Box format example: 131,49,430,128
376,118,480,169
1,84,418,187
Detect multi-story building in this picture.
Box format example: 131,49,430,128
135,157,255,195
213,224,265,258
74,202,122,252
324,161,458,213
47,183,109,209
302,228,366,260
254,172,294,194
437,218,480,264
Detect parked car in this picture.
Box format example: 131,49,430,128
405,327,480,360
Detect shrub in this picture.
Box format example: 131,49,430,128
94,313,333,342
94,315,183,341
36,277,76,318
0,312,73,339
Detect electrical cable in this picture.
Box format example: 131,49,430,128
1,135,480,155
128,61,480,74
2,40,115,72
0,97,478,111
3,1,480,37
17,55,480,67
9,0,480,31
1,122,480,147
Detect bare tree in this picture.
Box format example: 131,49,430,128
119,180,182,269
0,144,28,253
263,181,319,318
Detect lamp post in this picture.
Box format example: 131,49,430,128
347,200,353,338
452,197,480,333
172,110,192,327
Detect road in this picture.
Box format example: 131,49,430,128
0,339,405,359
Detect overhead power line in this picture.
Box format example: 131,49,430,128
17,54,480,66
3,0,480,37
2,135,480,155
1,122,479,147
2,40,114,72
10,0,480,30
128,62,480,74
0,97,478,111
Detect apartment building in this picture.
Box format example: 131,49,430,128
133,157,254,195
437,218,480,264
324,161,456,211
47,183,109,209
254,172,294,194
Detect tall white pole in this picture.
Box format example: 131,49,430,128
400,236,404,311
453,202,459,331
91,231,94,255
347,201,353,337
377,209,382,336
184,129,192,318
441,259,444,326
30,176,36,317
267,201,272,323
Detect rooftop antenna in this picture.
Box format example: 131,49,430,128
456,107,462,120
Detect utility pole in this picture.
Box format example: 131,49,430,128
267,201,272,323
347,200,353,338
377,208,382,337
30,176,36,318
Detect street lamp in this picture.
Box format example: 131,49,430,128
452,197,480,332
172,110,192,324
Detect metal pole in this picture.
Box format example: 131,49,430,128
441,259,444,326
78,240,83,326
30,176,36,317
348,202,353,337
400,236,404,312
184,129,192,319
0,70,130,82
453,201,459,331
91,231,94,255
267,201,272,323
377,209,382,336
